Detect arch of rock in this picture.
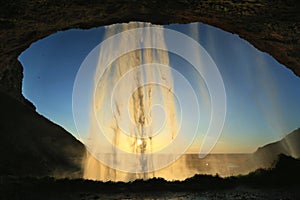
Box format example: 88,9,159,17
0,0,299,104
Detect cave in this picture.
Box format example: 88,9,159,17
0,0,300,178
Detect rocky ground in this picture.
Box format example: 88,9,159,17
1,155,299,200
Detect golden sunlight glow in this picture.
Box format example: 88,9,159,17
137,138,143,146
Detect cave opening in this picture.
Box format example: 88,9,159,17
18,22,300,181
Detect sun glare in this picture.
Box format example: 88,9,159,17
137,139,143,146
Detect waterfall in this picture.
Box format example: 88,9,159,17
83,22,179,181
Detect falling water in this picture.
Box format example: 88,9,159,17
83,22,179,181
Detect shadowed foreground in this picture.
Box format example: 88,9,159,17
1,154,299,200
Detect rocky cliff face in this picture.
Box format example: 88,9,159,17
0,0,299,177
0,91,85,177
0,0,299,103
254,128,300,165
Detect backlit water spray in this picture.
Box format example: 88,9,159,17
84,22,178,181
73,22,226,182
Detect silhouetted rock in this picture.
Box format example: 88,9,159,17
0,91,85,178
240,154,300,187
253,128,300,166
0,0,300,104
0,155,299,200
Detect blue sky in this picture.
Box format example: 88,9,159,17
19,22,300,153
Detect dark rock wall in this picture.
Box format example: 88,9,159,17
0,91,85,177
0,0,299,103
